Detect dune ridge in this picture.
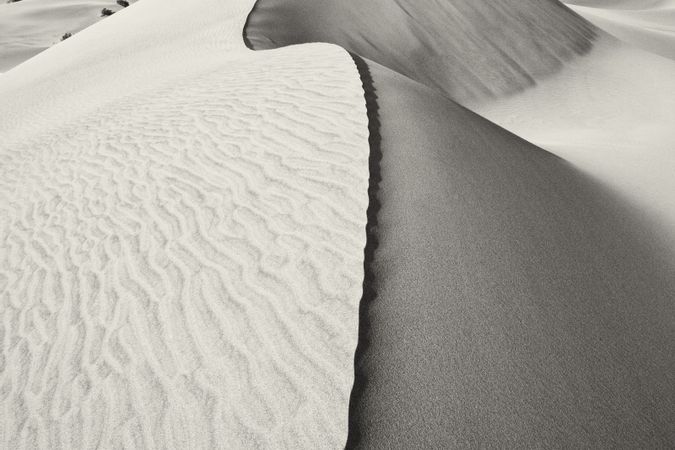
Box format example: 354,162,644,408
246,0,675,246
245,0,598,103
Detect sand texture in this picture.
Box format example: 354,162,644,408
346,58,675,448
0,0,369,447
2,0,675,447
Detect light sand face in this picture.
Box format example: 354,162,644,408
565,0,675,60
474,37,675,246
0,0,130,73
0,0,369,447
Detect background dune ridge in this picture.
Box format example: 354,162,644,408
245,0,598,103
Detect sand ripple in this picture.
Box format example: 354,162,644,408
0,44,369,448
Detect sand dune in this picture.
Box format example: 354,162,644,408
565,0,675,59
245,0,597,103
246,0,675,244
345,56,675,448
3,0,675,447
246,0,675,446
0,0,132,73
0,0,369,447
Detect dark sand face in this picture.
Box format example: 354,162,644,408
346,58,675,448
245,0,597,103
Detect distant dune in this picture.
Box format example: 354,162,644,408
245,0,597,103
565,0,675,59
0,0,132,73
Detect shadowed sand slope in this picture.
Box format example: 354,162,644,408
347,57,675,448
0,0,370,447
245,0,597,103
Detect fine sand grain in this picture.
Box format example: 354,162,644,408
346,56,675,448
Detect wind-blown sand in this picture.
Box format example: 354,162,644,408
0,0,369,447
3,0,675,447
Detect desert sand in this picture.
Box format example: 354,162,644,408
1,0,369,447
0,0,132,73
2,0,675,448
246,0,675,447
346,56,675,448
565,0,675,60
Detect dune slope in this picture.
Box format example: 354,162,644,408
0,0,131,73
346,56,675,448
246,0,675,245
245,0,597,103
0,0,369,448
565,0,675,59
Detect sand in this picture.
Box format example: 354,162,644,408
245,0,597,103
565,0,675,59
0,0,369,447
246,0,675,247
4,0,675,447
346,57,675,448
0,0,132,73
474,37,675,246
245,0,675,446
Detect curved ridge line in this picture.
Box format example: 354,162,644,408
345,52,381,450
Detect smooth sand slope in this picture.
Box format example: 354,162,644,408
345,57,675,448
475,38,675,246
565,0,675,60
0,0,131,73
0,0,369,448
